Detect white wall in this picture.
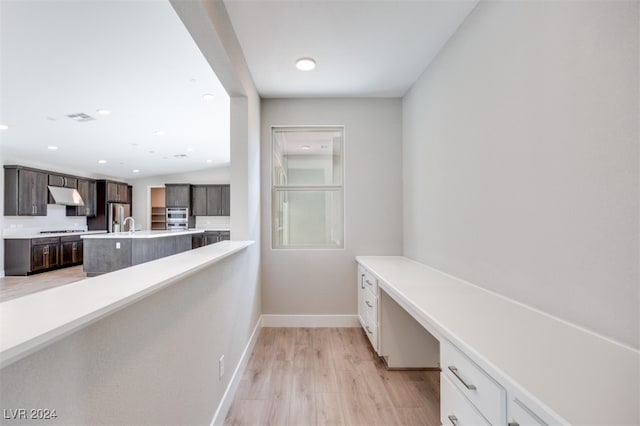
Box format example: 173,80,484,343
0,249,259,425
403,0,639,348
129,165,230,230
261,98,402,316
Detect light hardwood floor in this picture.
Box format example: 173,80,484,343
225,327,440,426
0,265,87,302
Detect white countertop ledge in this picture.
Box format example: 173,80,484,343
356,256,640,425
0,240,253,369
81,229,204,239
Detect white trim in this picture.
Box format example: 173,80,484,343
0,270,4,277
261,314,359,328
210,316,263,426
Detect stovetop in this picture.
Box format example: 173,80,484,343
39,230,86,234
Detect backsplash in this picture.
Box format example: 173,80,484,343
195,216,230,229
3,205,88,237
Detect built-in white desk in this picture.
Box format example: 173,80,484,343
356,256,639,425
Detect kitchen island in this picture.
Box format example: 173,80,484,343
81,229,204,276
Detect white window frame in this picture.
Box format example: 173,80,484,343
271,125,345,250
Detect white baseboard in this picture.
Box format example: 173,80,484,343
0,270,4,277
210,316,262,426
261,314,360,328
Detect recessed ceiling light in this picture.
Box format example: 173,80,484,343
47,145,58,150
206,159,213,163
0,124,9,130
96,108,111,115
300,145,311,150
153,130,165,136
186,148,193,152
202,93,214,101
98,160,107,164
132,169,140,173
296,57,316,71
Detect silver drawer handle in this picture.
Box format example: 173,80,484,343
447,415,458,426
448,366,477,390
365,300,373,308
365,279,373,286
508,423,520,426
365,326,373,334
361,274,365,289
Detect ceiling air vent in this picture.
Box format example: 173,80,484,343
66,113,95,122
173,154,188,158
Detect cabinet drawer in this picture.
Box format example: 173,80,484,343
362,318,378,351
362,290,378,322
508,397,548,426
32,237,61,245
441,339,506,425
362,269,378,295
441,374,490,426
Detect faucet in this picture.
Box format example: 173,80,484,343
123,216,135,233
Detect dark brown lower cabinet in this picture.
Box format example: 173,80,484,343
30,238,60,273
204,231,230,245
5,236,83,276
191,231,230,249
192,234,205,249
61,236,83,266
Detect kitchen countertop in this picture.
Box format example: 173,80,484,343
81,229,204,239
0,240,253,369
194,228,230,232
4,230,107,240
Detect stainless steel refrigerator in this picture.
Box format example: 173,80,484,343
108,203,131,233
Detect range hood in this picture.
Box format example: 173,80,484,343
48,186,85,207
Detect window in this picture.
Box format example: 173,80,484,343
272,126,344,249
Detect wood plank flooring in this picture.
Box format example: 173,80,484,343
225,327,440,426
0,265,87,302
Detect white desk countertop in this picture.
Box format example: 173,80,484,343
356,256,639,426
0,240,253,369
81,229,204,239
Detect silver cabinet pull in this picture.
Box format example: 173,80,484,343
365,300,373,308
448,366,477,390
365,326,373,334
365,279,372,286
360,273,365,289
508,423,520,426
447,415,458,426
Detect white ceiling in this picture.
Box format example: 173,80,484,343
0,0,230,181
0,0,479,182
223,0,479,98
